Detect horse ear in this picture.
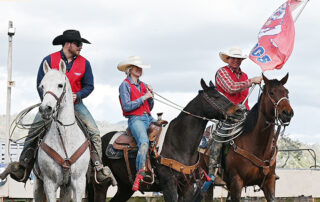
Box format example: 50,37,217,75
201,78,208,90
262,73,269,85
59,59,67,73
209,80,215,87
280,73,289,85
43,60,51,74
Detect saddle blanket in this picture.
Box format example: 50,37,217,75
105,131,138,159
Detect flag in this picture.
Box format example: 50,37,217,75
249,0,302,71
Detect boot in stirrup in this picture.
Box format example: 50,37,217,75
132,169,145,191
95,164,117,186
213,167,226,186
0,162,28,182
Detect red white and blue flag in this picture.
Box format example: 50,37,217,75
249,0,302,71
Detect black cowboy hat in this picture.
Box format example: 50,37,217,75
52,29,91,45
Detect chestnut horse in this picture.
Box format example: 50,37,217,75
199,74,294,202
88,79,245,202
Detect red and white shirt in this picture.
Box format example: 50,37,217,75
215,66,252,110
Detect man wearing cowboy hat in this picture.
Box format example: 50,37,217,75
118,56,155,191
0,30,116,185
207,47,262,186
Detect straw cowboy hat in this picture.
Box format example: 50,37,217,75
52,29,91,45
117,56,151,72
219,47,247,63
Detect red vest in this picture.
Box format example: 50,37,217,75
50,51,86,93
216,66,250,110
120,79,151,116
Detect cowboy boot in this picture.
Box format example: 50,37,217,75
132,169,144,191
0,143,36,183
90,137,117,186
208,141,226,186
208,163,226,186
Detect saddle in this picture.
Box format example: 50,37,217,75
112,113,168,185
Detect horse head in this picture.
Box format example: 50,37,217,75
39,60,70,120
262,73,294,125
200,79,245,122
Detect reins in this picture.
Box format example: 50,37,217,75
153,91,221,124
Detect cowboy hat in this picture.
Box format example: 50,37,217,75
117,56,151,72
52,29,91,45
219,47,247,63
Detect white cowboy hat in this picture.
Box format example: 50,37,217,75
219,47,247,63
117,56,151,72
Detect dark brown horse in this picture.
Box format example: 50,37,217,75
199,74,294,202
87,79,245,202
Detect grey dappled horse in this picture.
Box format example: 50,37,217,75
34,60,90,202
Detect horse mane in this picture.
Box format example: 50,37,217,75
169,93,202,124
241,95,262,135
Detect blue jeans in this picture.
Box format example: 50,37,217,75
74,101,100,138
74,101,102,156
128,114,155,171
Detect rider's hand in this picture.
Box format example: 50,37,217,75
147,85,153,93
73,93,77,102
142,91,153,101
250,76,262,84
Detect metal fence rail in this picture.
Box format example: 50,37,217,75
278,148,319,168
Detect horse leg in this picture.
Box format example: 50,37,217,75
33,176,45,202
60,185,72,202
262,175,276,202
92,181,111,202
204,184,214,202
71,175,87,202
110,183,134,202
159,174,178,202
229,175,243,202
178,183,195,202
42,178,58,202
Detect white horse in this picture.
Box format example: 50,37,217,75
34,60,90,202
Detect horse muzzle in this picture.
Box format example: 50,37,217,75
227,105,246,123
279,109,294,124
39,105,55,120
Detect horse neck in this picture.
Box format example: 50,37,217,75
161,99,208,164
247,95,276,158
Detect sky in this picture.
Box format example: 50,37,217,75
0,0,319,144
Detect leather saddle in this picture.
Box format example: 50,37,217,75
112,113,168,186
112,120,167,151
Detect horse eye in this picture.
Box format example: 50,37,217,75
58,84,63,88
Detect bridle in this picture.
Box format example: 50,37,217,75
42,78,75,127
266,89,290,126
202,92,230,121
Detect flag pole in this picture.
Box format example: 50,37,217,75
294,0,310,23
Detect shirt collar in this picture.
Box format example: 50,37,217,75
127,76,141,85
227,65,243,75
60,50,77,62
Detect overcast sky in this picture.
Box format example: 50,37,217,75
0,0,319,144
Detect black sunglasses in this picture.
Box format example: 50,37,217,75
71,41,83,47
